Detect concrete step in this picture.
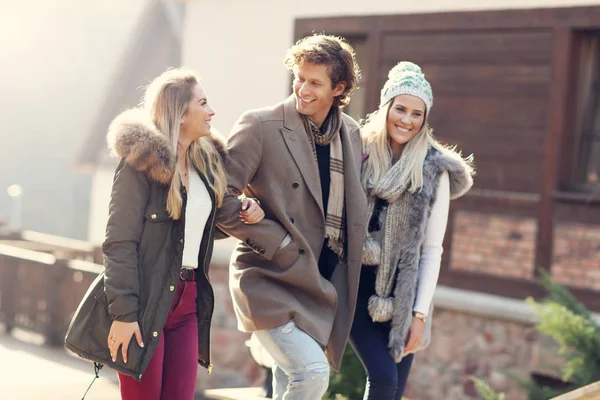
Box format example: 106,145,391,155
551,381,600,400
203,387,268,400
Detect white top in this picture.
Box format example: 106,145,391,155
413,171,450,315
181,169,213,269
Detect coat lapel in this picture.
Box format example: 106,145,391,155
339,119,366,234
280,95,324,217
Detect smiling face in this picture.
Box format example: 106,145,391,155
292,63,345,127
386,94,426,154
180,84,215,140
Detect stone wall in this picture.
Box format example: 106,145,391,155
406,308,538,400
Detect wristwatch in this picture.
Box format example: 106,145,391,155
412,311,427,323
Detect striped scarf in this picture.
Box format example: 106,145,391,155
301,107,346,258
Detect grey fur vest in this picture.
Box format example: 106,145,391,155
362,145,474,362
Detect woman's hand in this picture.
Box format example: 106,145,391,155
404,316,425,354
239,198,265,224
108,320,144,364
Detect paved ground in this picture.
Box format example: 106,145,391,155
0,327,121,400
0,327,214,400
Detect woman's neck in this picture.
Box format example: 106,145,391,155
177,138,192,175
178,134,193,154
390,141,405,164
178,144,188,163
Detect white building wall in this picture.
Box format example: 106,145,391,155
183,0,600,137
87,165,117,245
2,0,148,239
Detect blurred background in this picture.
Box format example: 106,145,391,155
1,0,600,399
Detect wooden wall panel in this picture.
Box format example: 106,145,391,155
376,7,600,31
381,30,554,65
555,202,600,223
429,96,547,129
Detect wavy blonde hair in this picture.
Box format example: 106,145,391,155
142,68,227,219
361,100,442,193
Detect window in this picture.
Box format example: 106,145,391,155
573,33,600,190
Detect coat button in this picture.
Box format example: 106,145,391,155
169,285,175,291
151,214,157,220
299,248,305,254
152,331,158,338
180,238,184,244
289,217,295,223
260,249,265,255
292,181,300,189
245,238,251,245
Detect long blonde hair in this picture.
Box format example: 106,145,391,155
361,100,441,193
142,68,227,219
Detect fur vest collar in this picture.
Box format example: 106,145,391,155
106,108,227,184
362,145,474,362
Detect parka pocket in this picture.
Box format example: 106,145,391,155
94,285,109,306
270,237,301,270
139,203,172,261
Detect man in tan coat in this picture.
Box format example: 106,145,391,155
216,35,367,399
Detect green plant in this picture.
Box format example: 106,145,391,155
471,376,505,400
324,345,366,400
517,269,600,399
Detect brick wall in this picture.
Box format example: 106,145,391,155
450,211,537,279
449,210,600,291
552,221,600,290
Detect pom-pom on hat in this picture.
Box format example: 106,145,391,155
380,61,433,112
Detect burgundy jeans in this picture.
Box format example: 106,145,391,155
118,279,198,400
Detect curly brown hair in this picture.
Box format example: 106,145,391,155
284,34,361,107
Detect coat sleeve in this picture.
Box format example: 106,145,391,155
216,111,287,260
101,159,150,322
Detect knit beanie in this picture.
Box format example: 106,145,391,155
379,61,433,111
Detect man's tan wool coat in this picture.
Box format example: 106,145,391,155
216,95,367,371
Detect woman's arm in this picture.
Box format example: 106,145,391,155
413,171,450,316
102,159,150,322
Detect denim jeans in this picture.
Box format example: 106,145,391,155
253,320,330,400
350,267,414,400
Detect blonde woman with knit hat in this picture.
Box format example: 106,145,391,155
349,61,475,399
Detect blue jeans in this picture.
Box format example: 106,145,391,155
253,320,330,400
350,267,414,400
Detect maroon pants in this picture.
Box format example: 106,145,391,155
118,279,198,400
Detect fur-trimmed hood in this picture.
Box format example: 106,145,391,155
106,108,227,184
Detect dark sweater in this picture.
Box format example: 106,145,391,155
316,143,339,281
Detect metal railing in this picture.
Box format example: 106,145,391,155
0,236,102,346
